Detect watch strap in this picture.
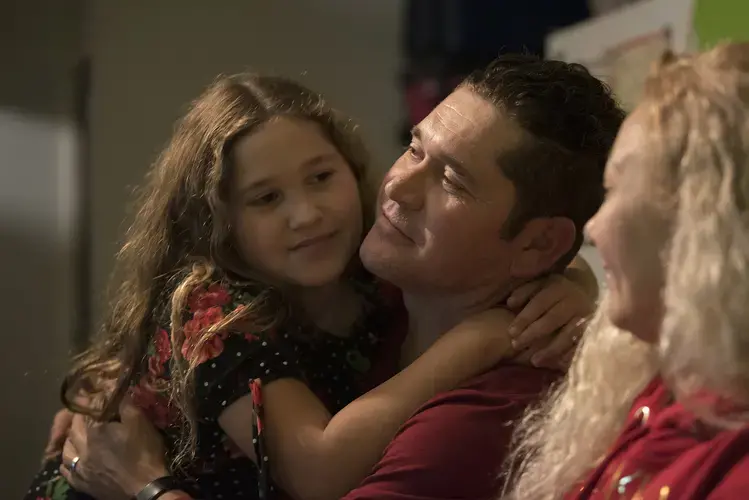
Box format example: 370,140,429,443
134,476,181,500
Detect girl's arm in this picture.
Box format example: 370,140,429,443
566,254,599,299
219,307,516,500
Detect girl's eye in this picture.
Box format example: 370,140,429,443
310,171,335,184
248,191,281,207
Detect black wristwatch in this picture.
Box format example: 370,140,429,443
134,476,181,500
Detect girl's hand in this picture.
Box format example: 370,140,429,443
506,274,595,369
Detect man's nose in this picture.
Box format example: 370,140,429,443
287,195,323,230
383,162,427,210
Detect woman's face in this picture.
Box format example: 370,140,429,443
586,110,672,342
228,117,363,289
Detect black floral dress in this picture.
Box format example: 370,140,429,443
24,273,405,500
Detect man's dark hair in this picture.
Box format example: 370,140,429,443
462,54,625,270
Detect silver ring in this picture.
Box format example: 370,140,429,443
69,456,80,475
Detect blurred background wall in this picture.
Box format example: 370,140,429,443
1,0,85,495
2,0,746,495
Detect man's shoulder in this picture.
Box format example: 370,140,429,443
412,362,561,414
342,364,561,500
397,363,561,441
444,362,560,398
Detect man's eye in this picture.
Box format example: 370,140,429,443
405,144,423,161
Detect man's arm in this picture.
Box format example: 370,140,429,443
342,365,560,500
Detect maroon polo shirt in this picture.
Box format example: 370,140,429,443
343,363,560,500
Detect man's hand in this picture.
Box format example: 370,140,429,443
59,399,169,499
506,274,595,369
42,409,74,463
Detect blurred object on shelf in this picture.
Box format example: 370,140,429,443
399,0,591,144
548,0,696,111
588,0,643,16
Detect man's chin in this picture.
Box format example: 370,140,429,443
359,235,383,275
360,235,399,280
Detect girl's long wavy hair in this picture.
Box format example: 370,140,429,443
505,42,749,499
61,73,375,467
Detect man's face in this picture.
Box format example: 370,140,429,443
360,87,532,295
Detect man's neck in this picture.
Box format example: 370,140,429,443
400,284,513,366
292,281,361,337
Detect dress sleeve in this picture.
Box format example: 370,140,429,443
184,281,304,422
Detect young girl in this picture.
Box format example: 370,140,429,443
26,74,591,500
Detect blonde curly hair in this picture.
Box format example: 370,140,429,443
505,42,749,499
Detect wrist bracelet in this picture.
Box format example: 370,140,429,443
134,476,181,500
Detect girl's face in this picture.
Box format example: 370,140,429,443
228,117,363,289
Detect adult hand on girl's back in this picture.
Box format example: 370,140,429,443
506,274,595,370
59,400,169,499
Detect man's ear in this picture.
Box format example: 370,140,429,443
509,217,576,279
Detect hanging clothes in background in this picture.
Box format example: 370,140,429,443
400,0,591,143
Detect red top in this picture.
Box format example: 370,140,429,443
342,364,560,500
566,377,749,499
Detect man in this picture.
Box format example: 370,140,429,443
344,54,623,499
55,54,623,499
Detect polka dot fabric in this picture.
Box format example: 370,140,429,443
25,273,397,500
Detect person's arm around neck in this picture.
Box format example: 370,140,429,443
566,254,599,299
219,308,516,500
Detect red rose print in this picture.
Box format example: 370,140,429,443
129,381,177,429
188,283,232,312
130,381,159,409
148,355,165,378
181,332,225,365
184,306,225,340
154,328,172,363
244,332,259,342
250,379,263,407
148,328,173,377
198,306,224,327
181,304,227,365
